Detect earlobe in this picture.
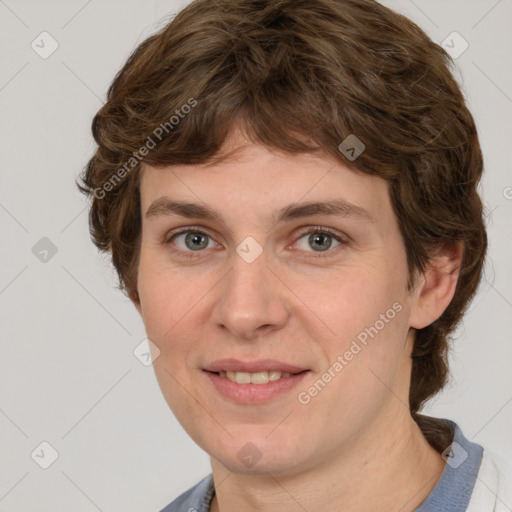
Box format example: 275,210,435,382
409,241,463,329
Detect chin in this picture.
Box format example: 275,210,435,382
208,439,311,477
218,456,305,477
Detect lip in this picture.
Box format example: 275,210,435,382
203,358,309,374
203,370,310,404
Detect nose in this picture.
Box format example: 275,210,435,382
210,247,291,340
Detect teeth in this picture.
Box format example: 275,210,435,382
269,371,284,381
219,370,293,384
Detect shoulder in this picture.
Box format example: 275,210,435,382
159,473,214,512
467,448,512,512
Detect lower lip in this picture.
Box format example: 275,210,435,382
203,370,310,404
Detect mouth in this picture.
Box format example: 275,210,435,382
202,358,311,403
205,369,308,384
203,358,309,375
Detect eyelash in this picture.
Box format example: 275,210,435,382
164,226,347,259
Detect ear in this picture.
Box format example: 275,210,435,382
409,241,463,329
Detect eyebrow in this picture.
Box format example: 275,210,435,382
144,197,374,225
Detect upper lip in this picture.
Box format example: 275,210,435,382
204,358,309,374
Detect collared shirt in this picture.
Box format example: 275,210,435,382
159,419,509,512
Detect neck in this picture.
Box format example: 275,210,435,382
209,413,446,512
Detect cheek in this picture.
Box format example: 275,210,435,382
295,261,407,341
298,263,411,395
137,254,200,340
137,263,205,419
298,316,410,443
306,275,411,419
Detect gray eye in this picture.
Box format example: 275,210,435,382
173,232,213,251
296,232,341,253
185,232,209,250
308,233,333,251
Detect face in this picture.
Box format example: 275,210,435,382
135,131,424,476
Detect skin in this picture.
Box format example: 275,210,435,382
134,129,462,512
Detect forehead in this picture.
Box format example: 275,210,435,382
138,138,392,229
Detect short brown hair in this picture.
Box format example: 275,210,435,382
77,0,487,449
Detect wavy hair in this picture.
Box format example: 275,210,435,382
77,0,487,450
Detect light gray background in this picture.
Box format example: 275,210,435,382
0,0,511,511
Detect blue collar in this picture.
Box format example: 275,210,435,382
416,419,483,511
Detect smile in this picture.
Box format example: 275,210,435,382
217,370,293,384
203,369,310,404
